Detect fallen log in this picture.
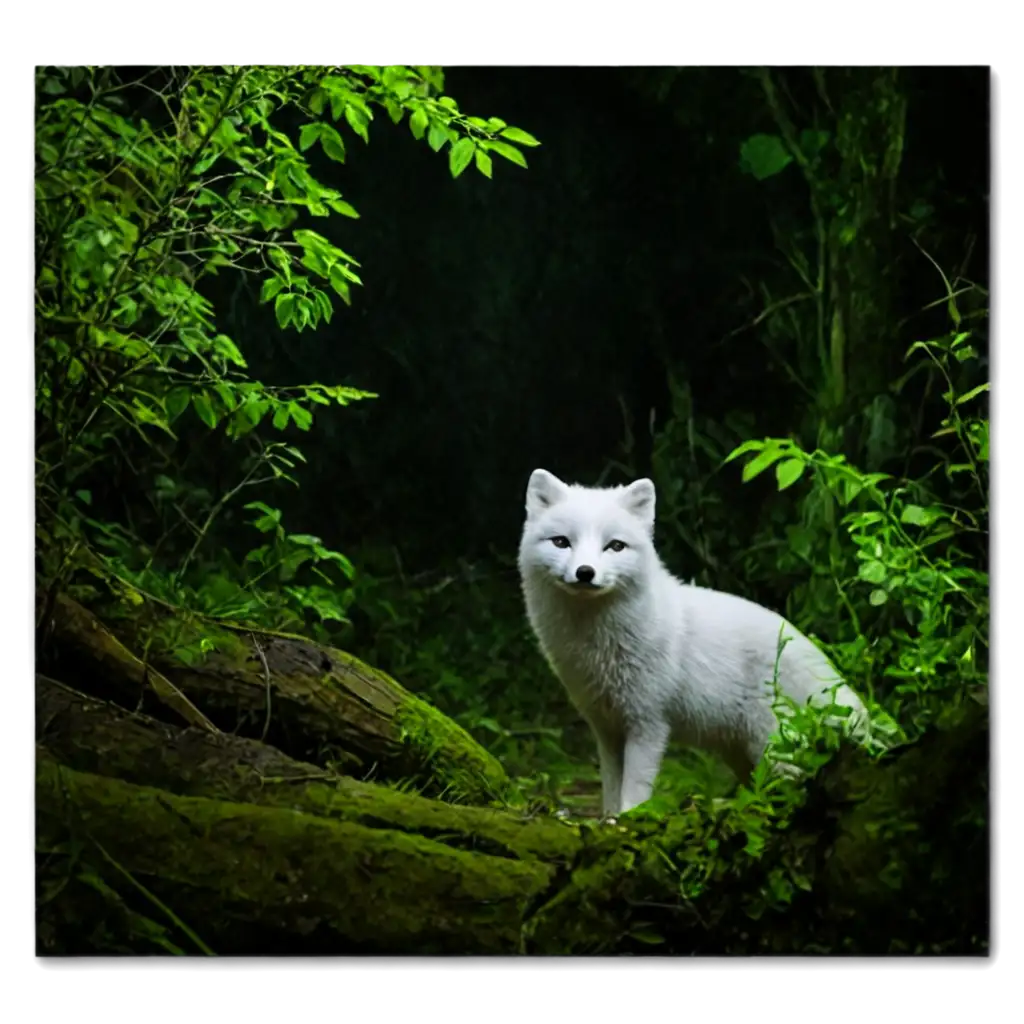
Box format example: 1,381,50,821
36,753,561,955
41,593,509,803
36,675,578,864
35,592,989,956
40,593,217,734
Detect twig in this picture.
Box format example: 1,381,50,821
251,632,272,741
93,838,216,956
721,291,813,341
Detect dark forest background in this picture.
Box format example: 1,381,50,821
220,67,988,565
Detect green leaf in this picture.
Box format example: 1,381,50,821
272,404,291,430
290,404,313,430
298,123,321,152
319,125,346,163
193,153,219,180
973,421,989,461
486,140,527,168
192,392,218,429
955,383,989,406
113,295,138,326
165,387,191,422
474,148,493,179
327,198,359,218
839,477,864,505
869,589,889,607
724,439,766,464
245,501,282,533
741,445,788,483
900,504,926,526
329,267,352,305
775,458,806,491
275,293,297,329
427,122,449,152
409,108,428,140
333,263,363,286
739,134,793,181
858,560,887,585
798,129,830,159
268,246,292,275
231,400,263,438
212,119,245,148
449,137,476,178
428,122,452,152
499,126,541,147
214,382,237,411
261,276,286,302
900,504,943,527
301,248,329,278
213,334,246,368
344,104,369,144
312,289,333,324
293,228,327,251
244,500,275,515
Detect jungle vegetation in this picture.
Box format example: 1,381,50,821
34,65,988,955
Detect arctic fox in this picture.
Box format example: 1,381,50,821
517,468,869,816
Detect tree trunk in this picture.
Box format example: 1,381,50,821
37,752,564,955
41,592,509,804
36,675,577,864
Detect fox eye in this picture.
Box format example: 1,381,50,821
550,536,571,549
605,539,627,552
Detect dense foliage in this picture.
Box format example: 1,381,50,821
36,64,539,640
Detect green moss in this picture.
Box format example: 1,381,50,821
37,758,554,955
394,693,511,805
255,772,580,862
312,645,514,803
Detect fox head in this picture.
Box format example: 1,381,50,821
517,468,657,599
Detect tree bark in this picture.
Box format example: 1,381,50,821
37,752,558,955
36,675,577,865
41,593,509,803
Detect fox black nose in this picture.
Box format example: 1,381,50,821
575,565,595,583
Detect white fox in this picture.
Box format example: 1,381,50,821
517,468,869,816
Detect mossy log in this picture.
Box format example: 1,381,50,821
36,675,577,864
36,595,988,955
37,752,562,955
41,593,508,803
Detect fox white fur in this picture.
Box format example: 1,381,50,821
517,468,868,815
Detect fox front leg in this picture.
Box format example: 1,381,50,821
620,721,671,813
591,727,624,817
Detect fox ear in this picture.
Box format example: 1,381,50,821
621,478,656,526
526,469,568,517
